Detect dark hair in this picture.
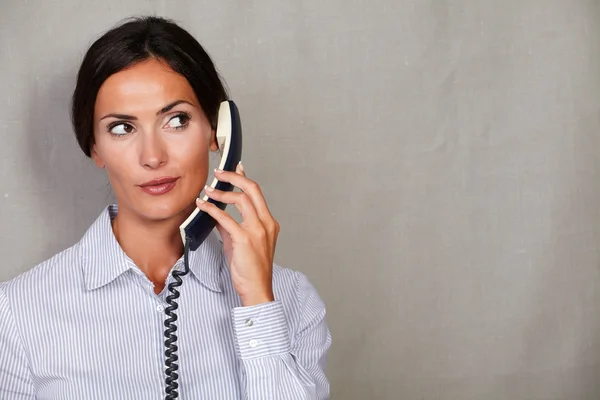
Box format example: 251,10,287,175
71,16,228,157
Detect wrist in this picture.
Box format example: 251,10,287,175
240,290,275,307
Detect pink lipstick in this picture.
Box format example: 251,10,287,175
138,177,179,196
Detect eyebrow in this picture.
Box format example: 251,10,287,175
99,100,194,121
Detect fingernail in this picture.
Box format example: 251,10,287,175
238,161,244,173
196,198,205,204
205,185,214,192
214,168,223,174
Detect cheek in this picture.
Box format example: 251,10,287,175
96,146,134,186
104,161,131,188
179,142,209,174
175,129,211,173
175,139,210,196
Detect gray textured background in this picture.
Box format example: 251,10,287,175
2,1,600,399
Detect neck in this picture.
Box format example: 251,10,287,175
111,204,193,293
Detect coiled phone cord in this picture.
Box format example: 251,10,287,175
163,236,191,399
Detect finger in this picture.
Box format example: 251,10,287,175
214,166,273,221
236,161,246,177
196,198,244,239
215,222,228,241
204,186,261,226
215,223,233,251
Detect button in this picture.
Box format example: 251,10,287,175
156,305,164,313
249,339,258,348
245,318,254,327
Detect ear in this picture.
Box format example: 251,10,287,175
209,129,219,152
90,144,105,168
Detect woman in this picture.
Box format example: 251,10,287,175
0,16,331,399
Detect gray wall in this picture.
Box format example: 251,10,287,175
2,1,600,399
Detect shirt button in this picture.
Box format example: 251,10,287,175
245,318,254,327
249,339,258,348
156,305,164,313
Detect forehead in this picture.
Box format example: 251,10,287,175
94,58,197,115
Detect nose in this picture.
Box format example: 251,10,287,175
139,132,168,169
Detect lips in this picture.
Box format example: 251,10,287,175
138,177,179,196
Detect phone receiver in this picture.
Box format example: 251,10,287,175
165,101,242,399
179,100,242,251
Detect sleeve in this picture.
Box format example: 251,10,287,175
0,286,35,399
231,272,332,399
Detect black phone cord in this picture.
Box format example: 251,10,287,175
163,236,191,399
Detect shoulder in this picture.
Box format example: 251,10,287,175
0,243,82,301
0,244,83,343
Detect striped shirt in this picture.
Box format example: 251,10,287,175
0,205,331,399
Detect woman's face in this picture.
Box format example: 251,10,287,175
91,58,217,223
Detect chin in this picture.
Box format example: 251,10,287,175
119,184,200,224
137,199,195,223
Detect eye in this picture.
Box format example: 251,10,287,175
108,123,135,136
165,113,191,130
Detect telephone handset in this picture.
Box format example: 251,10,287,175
164,100,242,400
179,100,243,251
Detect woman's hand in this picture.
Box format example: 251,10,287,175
195,162,280,307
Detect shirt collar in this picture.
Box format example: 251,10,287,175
80,204,224,292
